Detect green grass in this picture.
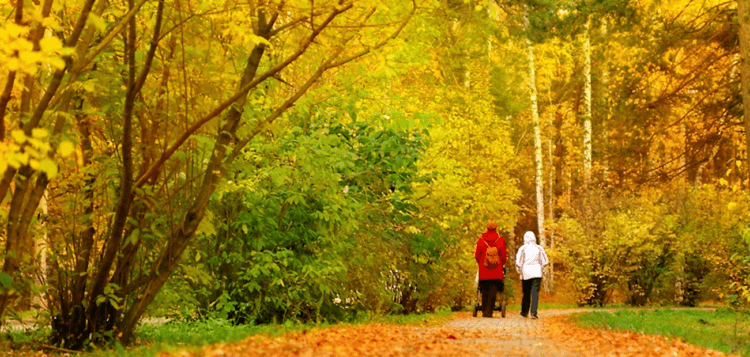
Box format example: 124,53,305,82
360,307,454,326
572,309,750,356
88,319,308,357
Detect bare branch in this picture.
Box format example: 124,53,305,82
328,0,417,68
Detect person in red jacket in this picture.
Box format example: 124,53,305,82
474,221,507,317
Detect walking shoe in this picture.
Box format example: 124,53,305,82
520,312,528,318
531,314,538,319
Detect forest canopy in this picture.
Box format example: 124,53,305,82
0,0,749,350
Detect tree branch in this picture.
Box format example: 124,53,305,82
45,0,150,114
225,1,417,164
0,0,26,140
135,3,354,187
328,0,417,68
24,0,97,134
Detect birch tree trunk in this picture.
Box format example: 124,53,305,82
547,138,554,289
583,17,593,185
600,19,610,180
524,10,545,248
544,69,556,290
32,193,49,310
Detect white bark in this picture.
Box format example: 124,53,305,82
583,17,593,185
524,10,545,247
547,138,554,289
32,192,49,310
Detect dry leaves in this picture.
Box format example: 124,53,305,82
153,313,741,357
543,316,740,357
157,324,494,357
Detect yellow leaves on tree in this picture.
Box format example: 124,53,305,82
0,129,74,179
0,21,70,74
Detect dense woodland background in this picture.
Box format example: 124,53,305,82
0,0,749,350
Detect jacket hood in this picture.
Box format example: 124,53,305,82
523,231,537,245
482,231,500,242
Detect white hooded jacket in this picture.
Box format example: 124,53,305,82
515,231,549,280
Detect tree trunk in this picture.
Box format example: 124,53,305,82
84,0,144,338
547,138,554,290
736,0,750,183
600,19,610,180
524,10,546,247
583,17,593,185
32,193,49,311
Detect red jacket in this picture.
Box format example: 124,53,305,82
475,231,507,280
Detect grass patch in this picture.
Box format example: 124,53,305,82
89,318,314,357
361,307,454,326
572,308,750,356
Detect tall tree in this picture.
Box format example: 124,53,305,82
582,17,593,185
739,0,750,179
525,9,546,247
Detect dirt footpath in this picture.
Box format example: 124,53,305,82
159,309,737,357
445,309,734,357
445,310,592,356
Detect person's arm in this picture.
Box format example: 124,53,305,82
515,246,524,275
475,239,483,265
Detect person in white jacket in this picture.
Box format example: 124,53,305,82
515,231,549,319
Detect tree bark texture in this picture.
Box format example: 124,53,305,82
738,0,750,183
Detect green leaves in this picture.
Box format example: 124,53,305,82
86,13,108,33
196,210,217,237
0,273,13,290
96,283,123,309
178,114,441,322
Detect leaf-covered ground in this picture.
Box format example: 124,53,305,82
156,311,740,357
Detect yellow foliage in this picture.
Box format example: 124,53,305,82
0,130,58,178
58,141,75,157
0,14,71,75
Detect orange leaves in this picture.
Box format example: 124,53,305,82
157,313,739,357
157,323,490,357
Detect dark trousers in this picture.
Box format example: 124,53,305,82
478,279,504,317
521,278,542,316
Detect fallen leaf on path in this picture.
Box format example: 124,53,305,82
156,313,742,357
